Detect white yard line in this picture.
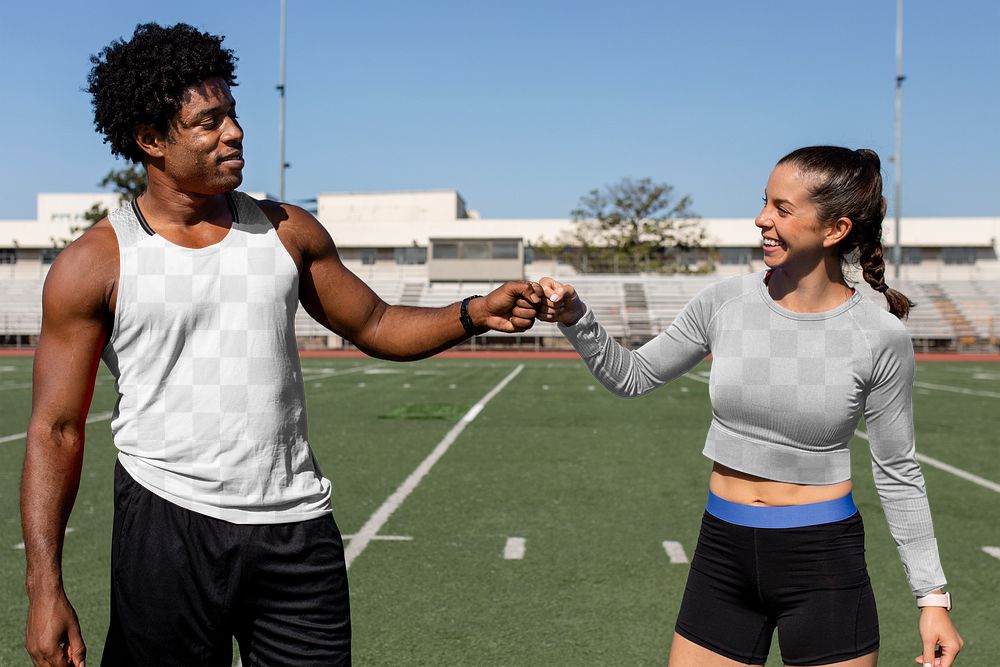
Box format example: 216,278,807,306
685,372,710,385
503,537,526,560
662,540,689,564
913,452,1000,494
344,364,525,569
913,381,1000,400
0,382,34,391
0,431,28,445
300,365,380,379
982,546,1000,561
854,429,1000,494
1,411,113,445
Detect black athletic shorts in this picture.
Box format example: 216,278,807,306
102,461,351,666
674,510,879,665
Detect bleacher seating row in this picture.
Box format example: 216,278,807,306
0,278,43,337
4,270,999,350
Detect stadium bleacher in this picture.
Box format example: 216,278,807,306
937,280,998,341
4,266,999,351
0,278,43,338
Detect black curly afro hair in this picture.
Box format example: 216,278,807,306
87,22,238,163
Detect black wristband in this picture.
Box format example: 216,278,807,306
460,295,487,336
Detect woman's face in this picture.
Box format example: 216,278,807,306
755,164,833,272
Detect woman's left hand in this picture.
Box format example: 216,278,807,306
914,607,963,666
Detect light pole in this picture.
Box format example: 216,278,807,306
893,0,904,279
278,0,288,201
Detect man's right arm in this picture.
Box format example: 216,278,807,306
22,224,117,667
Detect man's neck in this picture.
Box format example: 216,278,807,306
140,172,232,229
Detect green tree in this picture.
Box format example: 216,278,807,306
542,177,708,273
82,165,147,228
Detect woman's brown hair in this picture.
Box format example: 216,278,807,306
778,146,914,319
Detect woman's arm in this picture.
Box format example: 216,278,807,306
537,277,711,397
864,331,944,595
863,330,962,666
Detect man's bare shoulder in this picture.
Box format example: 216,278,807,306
251,198,333,256
66,218,117,250
43,219,119,313
253,199,322,230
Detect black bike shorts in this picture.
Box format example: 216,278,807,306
675,495,879,665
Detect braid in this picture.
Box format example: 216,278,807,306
857,225,915,318
859,233,888,292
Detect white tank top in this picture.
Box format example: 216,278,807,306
101,192,332,524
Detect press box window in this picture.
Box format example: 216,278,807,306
432,242,458,259
394,247,427,265
942,247,976,265
491,240,518,260
901,248,922,265
461,241,489,260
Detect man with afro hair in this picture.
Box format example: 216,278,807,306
22,22,542,667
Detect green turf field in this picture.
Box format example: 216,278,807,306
2,356,998,665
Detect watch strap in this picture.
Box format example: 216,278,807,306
460,296,487,336
916,592,952,611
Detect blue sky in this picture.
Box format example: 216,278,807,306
1,0,997,220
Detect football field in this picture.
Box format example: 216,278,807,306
1,355,998,665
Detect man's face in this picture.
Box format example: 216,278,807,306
161,77,244,194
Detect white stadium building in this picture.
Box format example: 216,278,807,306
2,190,998,351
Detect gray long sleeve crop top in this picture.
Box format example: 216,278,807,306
560,271,945,597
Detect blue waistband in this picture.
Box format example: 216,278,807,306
706,490,858,529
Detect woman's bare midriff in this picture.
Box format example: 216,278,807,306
709,462,853,506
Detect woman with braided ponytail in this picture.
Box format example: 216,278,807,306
537,146,962,666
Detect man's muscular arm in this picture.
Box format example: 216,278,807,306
22,223,117,667
265,203,540,360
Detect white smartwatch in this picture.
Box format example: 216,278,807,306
916,591,952,611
